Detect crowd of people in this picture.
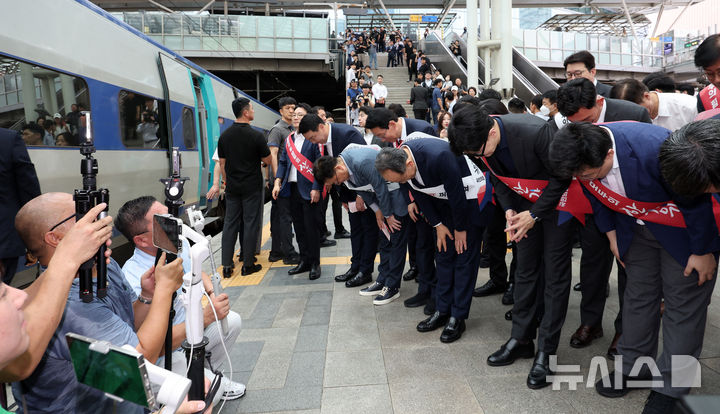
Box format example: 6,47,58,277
4,25,720,414
19,103,88,148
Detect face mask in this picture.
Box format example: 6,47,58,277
539,105,551,116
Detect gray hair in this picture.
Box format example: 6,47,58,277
375,147,408,174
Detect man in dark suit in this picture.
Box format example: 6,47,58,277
409,79,430,120
365,108,438,313
376,136,491,342
300,114,377,287
551,121,720,413
272,109,324,280
0,128,41,283
557,77,652,357
448,107,574,389
563,50,612,97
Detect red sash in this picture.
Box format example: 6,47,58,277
481,158,592,224
580,179,686,228
285,133,316,183
700,84,719,111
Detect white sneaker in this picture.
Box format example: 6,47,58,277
221,379,246,401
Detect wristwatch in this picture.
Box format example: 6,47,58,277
529,211,541,222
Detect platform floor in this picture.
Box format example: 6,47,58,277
207,202,720,414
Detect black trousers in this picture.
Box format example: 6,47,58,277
487,205,516,287
578,215,616,328
377,215,410,290
222,190,262,267
321,190,346,235
408,64,417,81
413,109,427,120
511,211,576,354
348,208,378,274
414,217,437,297
270,197,295,257
1,256,19,284
289,184,321,266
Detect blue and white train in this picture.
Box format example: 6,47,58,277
1,0,279,226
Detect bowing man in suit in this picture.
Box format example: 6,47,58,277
272,104,323,280
551,121,720,413
376,134,490,343
557,77,652,358
448,106,575,389
299,114,377,288
365,108,439,312
314,144,409,305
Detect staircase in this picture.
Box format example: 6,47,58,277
371,53,414,116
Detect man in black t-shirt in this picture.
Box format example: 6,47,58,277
217,97,272,277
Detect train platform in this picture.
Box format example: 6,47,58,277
208,202,720,414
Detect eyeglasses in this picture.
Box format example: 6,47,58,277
49,213,77,233
566,69,587,79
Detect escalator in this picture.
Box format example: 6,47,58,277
423,32,558,104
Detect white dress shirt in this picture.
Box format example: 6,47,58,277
652,92,698,132
372,83,388,100
596,97,608,123
288,132,305,183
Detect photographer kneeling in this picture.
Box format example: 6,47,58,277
9,193,184,414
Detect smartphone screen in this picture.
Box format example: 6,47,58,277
152,214,181,254
66,333,156,409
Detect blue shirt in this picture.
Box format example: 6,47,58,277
13,260,145,414
431,87,442,111
347,87,362,101
122,240,191,325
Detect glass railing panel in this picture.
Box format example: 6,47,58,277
184,36,202,50
294,39,310,53
258,37,274,52
164,35,182,50
276,38,293,52
275,17,293,38
294,18,310,38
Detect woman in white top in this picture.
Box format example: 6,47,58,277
611,78,698,131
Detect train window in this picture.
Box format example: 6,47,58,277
182,107,196,149
119,90,167,149
0,55,90,147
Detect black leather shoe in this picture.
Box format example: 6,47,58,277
570,324,604,348
596,370,652,398
504,310,512,321
403,292,429,308
334,229,351,239
501,283,514,305
527,351,553,389
268,251,284,262
416,311,449,332
241,263,262,276
487,338,534,366
473,279,507,297
283,253,301,265
423,300,436,315
573,282,582,291
223,266,234,279
288,261,310,275
345,272,372,288
320,239,337,248
309,263,321,280
402,266,418,281
440,317,465,343
642,390,678,414
334,269,358,283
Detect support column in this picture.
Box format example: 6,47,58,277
466,0,478,89
40,77,57,116
491,0,513,98
479,0,490,86
60,74,75,115
256,71,261,101
19,62,37,123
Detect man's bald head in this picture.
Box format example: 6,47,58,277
15,193,75,260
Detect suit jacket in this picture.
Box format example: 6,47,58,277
340,145,407,218
603,97,652,123
589,121,720,266
596,81,612,98
403,117,436,137
276,132,322,200
328,123,366,203
0,128,41,257
486,114,569,220
410,86,430,110
401,137,479,231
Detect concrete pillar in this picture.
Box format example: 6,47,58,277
59,74,75,115
19,62,37,123
479,0,490,86
40,77,56,116
467,0,478,88
491,0,513,98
